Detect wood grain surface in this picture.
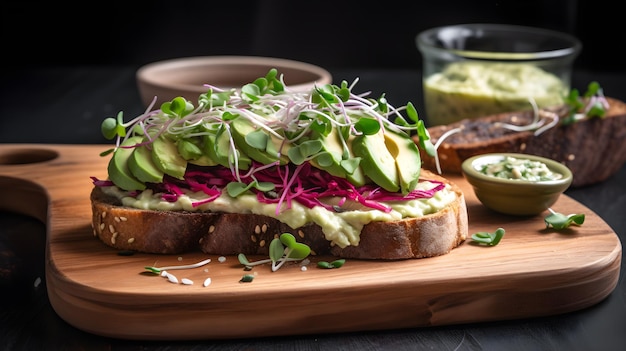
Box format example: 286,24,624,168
0,144,621,340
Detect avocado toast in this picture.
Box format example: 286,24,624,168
91,69,468,259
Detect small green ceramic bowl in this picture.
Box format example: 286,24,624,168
461,153,573,216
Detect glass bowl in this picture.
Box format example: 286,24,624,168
461,153,573,216
416,23,582,126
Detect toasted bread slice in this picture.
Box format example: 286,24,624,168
90,170,468,260
418,97,626,187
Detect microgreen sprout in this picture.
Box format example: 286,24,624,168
144,258,212,274
238,233,311,272
317,259,346,269
544,208,585,230
471,227,505,246
562,81,608,125
239,274,255,283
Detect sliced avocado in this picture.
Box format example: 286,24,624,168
384,129,422,194
107,136,146,191
128,142,165,183
151,136,187,179
230,118,290,165
309,127,346,177
308,128,366,187
204,126,251,170
180,137,218,167
352,130,400,192
343,135,367,187
188,153,219,167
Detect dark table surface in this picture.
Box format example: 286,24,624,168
1,65,625,351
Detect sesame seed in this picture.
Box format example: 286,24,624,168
101,212,107,219
203,277,212,287
254,225,261,234
261,224,268,233
298,230,305,238
251,235,257,243
119,216,127,221
127,237,135,244
208,225,215,233
165,272,178,284
99,223,105,232
567,154,575,161
520,143,527,151
181,278,193,285
114,216,121,222
108,224,115,233
259,239,266,247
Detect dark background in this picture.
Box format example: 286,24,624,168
2,0,624,72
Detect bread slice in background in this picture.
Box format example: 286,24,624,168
91,170,467,260
418,97,626,187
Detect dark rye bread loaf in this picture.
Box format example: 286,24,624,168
417,97,626,187
91,170,468,260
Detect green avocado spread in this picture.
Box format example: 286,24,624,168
424,61,568,125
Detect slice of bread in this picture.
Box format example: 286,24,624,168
418,97,626,187
90,170,468,260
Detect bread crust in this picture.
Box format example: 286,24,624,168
91,170,467,259
418,97,626,187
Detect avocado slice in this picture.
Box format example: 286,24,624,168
230,118,290,165
343,136,366,187
308,128,366,187
384,129,422,194
151,136,187,179
309,127,347,177
179,137,218,167
128,142,165,184
204,125,251,170
107,136,146,191
352,130,400,192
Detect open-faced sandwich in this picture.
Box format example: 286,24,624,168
91,69,468,260
418,82,626,187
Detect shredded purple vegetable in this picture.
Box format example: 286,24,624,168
91,163,444,213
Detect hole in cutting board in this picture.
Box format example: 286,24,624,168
0,176,49,301
0,148,58,165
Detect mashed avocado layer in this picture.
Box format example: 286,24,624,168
424,62,568,125
102,181,456,248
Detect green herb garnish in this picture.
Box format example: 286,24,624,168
471,227,505,246
239,274,255,283
544,208,585,230
562,81,608,125
238,233,311,272
317,259,346,269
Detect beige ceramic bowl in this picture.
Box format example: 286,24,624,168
136,56,333,107
462,153,573,216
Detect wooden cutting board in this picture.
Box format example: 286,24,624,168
0,144,621,340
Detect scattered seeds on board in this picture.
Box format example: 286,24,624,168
165,272,179,284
